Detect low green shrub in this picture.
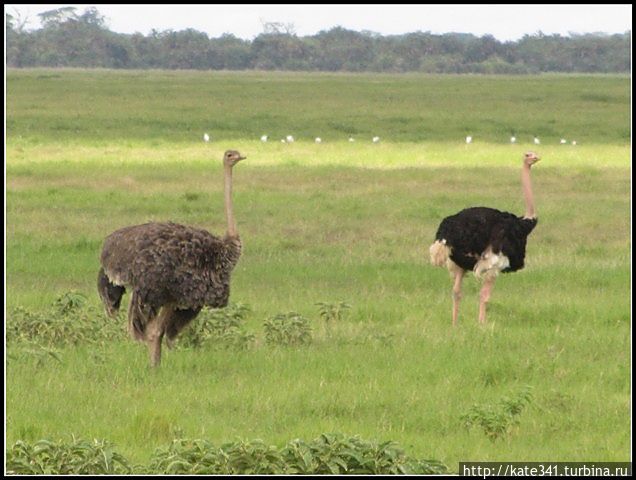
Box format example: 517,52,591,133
6,436,133,474
460,386,534,441
6,434,448,475
6,292,126,347
263,312,312,346
176,303,255,350
281,433,448,474
315,301,351,337
147,433,448,474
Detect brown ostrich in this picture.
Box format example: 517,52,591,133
97,150,246,366
429,151,541,326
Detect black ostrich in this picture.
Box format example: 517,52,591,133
97,150,246,367
429,151,541,325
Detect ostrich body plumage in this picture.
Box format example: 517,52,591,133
434,207,537,274
100,222,241,311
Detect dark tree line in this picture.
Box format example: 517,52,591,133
6,7,631,73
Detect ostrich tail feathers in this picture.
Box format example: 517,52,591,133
97,267,125,318
429,239,451,267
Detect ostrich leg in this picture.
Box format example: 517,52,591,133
146,307,171,368
478,277,496,325
452,269,465,327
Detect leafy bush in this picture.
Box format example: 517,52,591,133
460,386,534,440
150,438,287,474
263,312,312,346
7,434,448,474
53,291,88,315
315,301,351,336
6,437,132,474
8,295,255,351
6,292,126,347
147,439,229,474
281,433,447,474
147,433,448,474
176,303,255,350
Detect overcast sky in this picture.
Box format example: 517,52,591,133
5,4,632,40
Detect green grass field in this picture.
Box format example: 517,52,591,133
5,69,631,470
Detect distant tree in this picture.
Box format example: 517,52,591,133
104,33,131,68
252,29,309,70
155,29,212,69
37,7,78,28
465,34,500,63
6,6,631,73
77,6,107,28
261,20,296,35
211,34,253,69
313,27,375,71
6,10,35,67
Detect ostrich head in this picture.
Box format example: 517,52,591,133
523,151,540,166
223,150,246,168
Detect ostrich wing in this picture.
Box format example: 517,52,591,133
489,217,538,272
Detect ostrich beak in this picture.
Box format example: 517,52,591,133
238,155,247,161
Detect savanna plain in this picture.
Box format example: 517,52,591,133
5,70,631,472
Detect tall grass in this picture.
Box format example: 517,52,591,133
6,69,630,144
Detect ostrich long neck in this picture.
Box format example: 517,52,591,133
224,165,238,237
521,163,536,219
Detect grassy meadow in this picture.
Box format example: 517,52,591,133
5,69,631,470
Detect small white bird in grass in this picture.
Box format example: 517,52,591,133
560,138,567,144
315,137,322,143
571,140,577,146
510,136,516,144
281,139,286,143
260,135,268,142
534,136,541,145
465,136,472,144
349,137,355,142
203,133,210,143
286,135,294,143
372,136,380,143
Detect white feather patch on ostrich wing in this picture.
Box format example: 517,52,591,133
473,248,510,280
